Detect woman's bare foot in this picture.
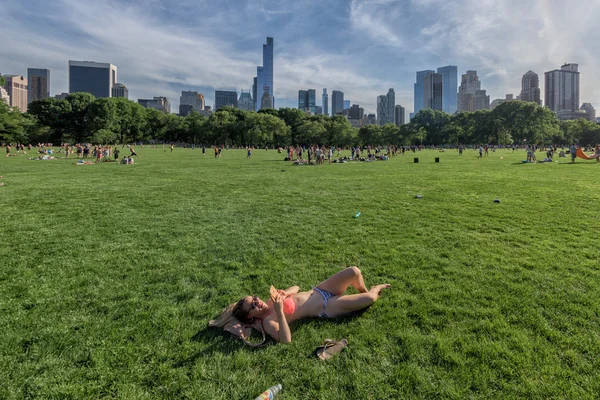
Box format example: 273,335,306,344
370,284,391,295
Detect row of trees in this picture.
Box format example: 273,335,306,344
1,92,600,146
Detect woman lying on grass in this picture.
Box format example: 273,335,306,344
209,267,391,345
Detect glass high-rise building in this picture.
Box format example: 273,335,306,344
331,90,344,116
414,70,435,116
424,73,443,111
437,65,457,114
27,68,50,104
215,90,238,110
255,37,273,111
322,88,328,116
298,89,316,113
68,60,117,98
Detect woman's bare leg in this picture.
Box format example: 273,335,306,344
316,267,368,295
323,284,391,317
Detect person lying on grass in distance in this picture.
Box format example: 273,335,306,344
209,267,391,345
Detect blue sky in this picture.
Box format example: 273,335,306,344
2,0,600,115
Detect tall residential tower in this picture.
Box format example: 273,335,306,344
545,63,579,114
255,37,274,111
331,90,344,116
520,71,542,106
27,68,50,103
322,89,328,116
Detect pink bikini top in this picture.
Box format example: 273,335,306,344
283,297,296,315
267,297,296,315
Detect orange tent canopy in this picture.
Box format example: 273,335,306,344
576,148,600,160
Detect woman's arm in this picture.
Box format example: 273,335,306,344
280,286,300,297
266,296,292,344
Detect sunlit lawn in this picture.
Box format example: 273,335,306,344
1,146,599,399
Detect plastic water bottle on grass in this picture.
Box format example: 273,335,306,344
255,384,282,400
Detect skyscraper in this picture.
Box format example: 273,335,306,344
545,63,580,114
255,37,274,111
215,90,238,110
252,77,257,108
349,104,364,120
580,103,596,121
1,75,28,112
331,90,344,115
322,88,328,116
260,88,273,109
520,71,542,106
437,65,457,114
414,69,435,115
394,105,405,125
386,88,395,124
458,70,489,112
377,89,395,125
298,89,316,113
138,97,170,113
424,73,443,111
180,91,205,111
238,91,254,111
112,83,128,99
68,60,117,98
27,68,50,104
344,100,350,110
377,95,387,126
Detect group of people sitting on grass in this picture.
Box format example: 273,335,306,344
278,145,396,165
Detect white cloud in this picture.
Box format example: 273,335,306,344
2,0,600,116
349,0,600,111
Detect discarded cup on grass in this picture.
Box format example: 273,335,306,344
415,195,423,199
354,212,361,218
493,199,500,203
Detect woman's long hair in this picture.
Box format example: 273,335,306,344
209,301,266,347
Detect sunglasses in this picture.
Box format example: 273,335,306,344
249,295,260,310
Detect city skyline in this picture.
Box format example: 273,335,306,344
1,0,600,114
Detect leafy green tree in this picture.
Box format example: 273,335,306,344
491,101,561,145
64,93,96,142
381,123,399,145
296,120,327,146
164,113,188,142
561,119,600,146
0,101,28,143
0,76,5,86
358,124,382,146
397,124,416,146
28,98,72,142
86,98,118,139
92,128,117,144
184,112,208,144
205,109,238,145
325,115,355,147
257,108,279,118
144,108,168,140
410,109,453,144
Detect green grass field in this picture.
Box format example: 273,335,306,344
1,147,600,399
